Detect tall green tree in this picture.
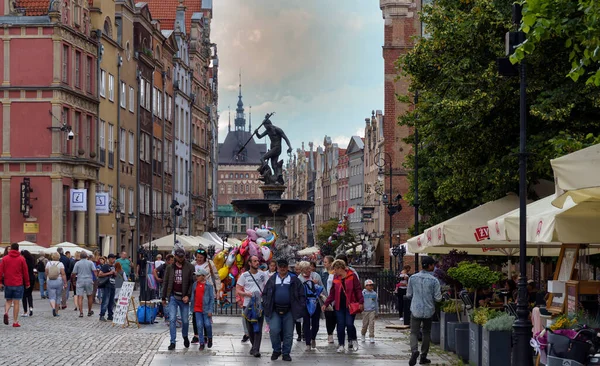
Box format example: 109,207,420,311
512,0,600,85
397,0,600,230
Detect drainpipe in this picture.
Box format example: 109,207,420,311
135,68,141,260
116,54,123,253
95,29,102,251
150,68,155,250
189,71,195,236
162,71,166,232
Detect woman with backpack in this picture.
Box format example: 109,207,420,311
296,261,324,350
46,252,67,317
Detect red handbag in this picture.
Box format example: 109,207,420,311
341,280,362,315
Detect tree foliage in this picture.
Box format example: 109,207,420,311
512,0,600,85
397,0,600,229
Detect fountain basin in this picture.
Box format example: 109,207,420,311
231,199,314,218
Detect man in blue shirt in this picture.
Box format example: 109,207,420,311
406,256,442,366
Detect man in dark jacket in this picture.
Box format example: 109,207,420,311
262,258,306,362
161,249,195,351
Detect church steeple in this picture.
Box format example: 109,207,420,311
235,71,246,131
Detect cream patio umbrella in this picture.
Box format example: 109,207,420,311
42,242,93,256
17,241,46,255
551,143,600,210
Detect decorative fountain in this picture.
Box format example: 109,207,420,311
231,113,314,238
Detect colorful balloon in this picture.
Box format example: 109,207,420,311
218,266,229,280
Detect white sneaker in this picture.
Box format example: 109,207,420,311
306,344,311,351
400,317,404,321
337,345,345,353
370,338,375,343
328,334,334,344
361,335,366,342
352,340,358,350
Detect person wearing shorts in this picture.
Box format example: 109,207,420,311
71,252,97,318
0,243,30,327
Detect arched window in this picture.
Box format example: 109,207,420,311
245,173,249,178
246,184,249,193
229,173,233,179
234,184,237,193
155,45,161,60
103,17,112,38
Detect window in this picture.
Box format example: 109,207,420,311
157,92,161,118
129,86,134,112
167,141,172,174
153,87,157,113
100,70,106,97
140,79,145,108
107,123,114,168
108,74,114,101
119,128,126,162
144,186,150,214
108,185,114,209
145,82,151,110
128,188,134,214
85,115,91,157
139,133,145,162
139,185,145,214
62,45,69,83
74,51,81,88
119,187,126,213
120,82,126,108
99,120,106,163
85,57,92,93
153,190,158,212
167,95,172,121
128,132,134,164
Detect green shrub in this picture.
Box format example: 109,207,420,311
441,300,462,313
447,261,502,291
483,313,515,331
470,307,500,326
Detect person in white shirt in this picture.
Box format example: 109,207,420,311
154,254,165,270
236,256,269,357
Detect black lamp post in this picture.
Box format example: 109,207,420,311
497,5,532,366
359,230,367,265
170,200,182,251
375,152,402,271
128,213,136,259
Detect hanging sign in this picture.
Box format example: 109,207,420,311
95,192,109,214
70,189,87,211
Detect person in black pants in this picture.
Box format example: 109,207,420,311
396,265,410,320
21,250,35,317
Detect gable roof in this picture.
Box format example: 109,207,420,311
346,136,364,155
218,130,267,166
137,0,201,32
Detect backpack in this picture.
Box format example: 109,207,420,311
48,262,60,280
36,260,46,273
303,280,322,316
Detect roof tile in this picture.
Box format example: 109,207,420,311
136,0,201,33
13,0,50,16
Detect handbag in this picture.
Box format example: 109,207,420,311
341,278,362,315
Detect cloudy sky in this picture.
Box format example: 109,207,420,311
212,0,384,151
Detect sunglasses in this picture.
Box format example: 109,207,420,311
196,249,207,255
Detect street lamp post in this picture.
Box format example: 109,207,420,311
375,152,402,271
128,213,136,259
359,230,367,265
497,5,532,366
170,200,182,251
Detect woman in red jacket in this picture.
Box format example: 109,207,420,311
322,259,364,353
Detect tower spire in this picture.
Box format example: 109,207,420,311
234,69,246,131
249,106,252,132
228,105,231,132
239,69,242,97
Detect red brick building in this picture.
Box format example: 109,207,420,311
380,0,421,268
337,149,348,219
0,1,100,247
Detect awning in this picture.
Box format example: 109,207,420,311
551,143,600,208
142,235,197,251
488,195,600,244
42,242,93,255
407,195,522,254
17,241,46,255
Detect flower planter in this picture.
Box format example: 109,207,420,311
448,322,469,353
456,327,470,363
469,322,483,366
441,311,459,351
481,328,511,366
431,321,441,344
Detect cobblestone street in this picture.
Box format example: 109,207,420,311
0,293,458,365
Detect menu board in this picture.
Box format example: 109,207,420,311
565,281,579,317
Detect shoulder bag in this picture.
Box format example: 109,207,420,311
341,277,362,315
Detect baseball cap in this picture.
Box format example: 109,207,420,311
107,253,117,259
421,256,436,268
174,248,185,257
365,279,374,286
277,258,289,267
195,268,208,276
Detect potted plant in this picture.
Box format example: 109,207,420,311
469,307,499,366
447,261,502,308
440,300,462,352
481,313,514,366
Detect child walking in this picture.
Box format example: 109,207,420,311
361,279,379,343
191,268,215,351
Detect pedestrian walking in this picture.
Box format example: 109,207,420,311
45,252,67,317
236,255,268,357
161,248,195,351
323,259,364,353
297,260,324,350
153,254,174,318
71,251,97,318
407,256,442,366
58,248,70,309
361,279,379,343
20,250,35,317
262,258,305,362
0,243,31,327
69,251,80,311
395,265,410,320
98,254,117,322
36,255,48,299
190,268,215,351
320,255,336,344
191,248,221,345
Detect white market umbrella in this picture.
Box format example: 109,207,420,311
42,242,93,256
141,234,197,252
298,246,320,256
17,241,46,255
488,195,600,245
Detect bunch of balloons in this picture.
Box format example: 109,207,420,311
320,215,349,257
213,226,278,303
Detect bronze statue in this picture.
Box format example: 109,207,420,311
238,113,292,185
